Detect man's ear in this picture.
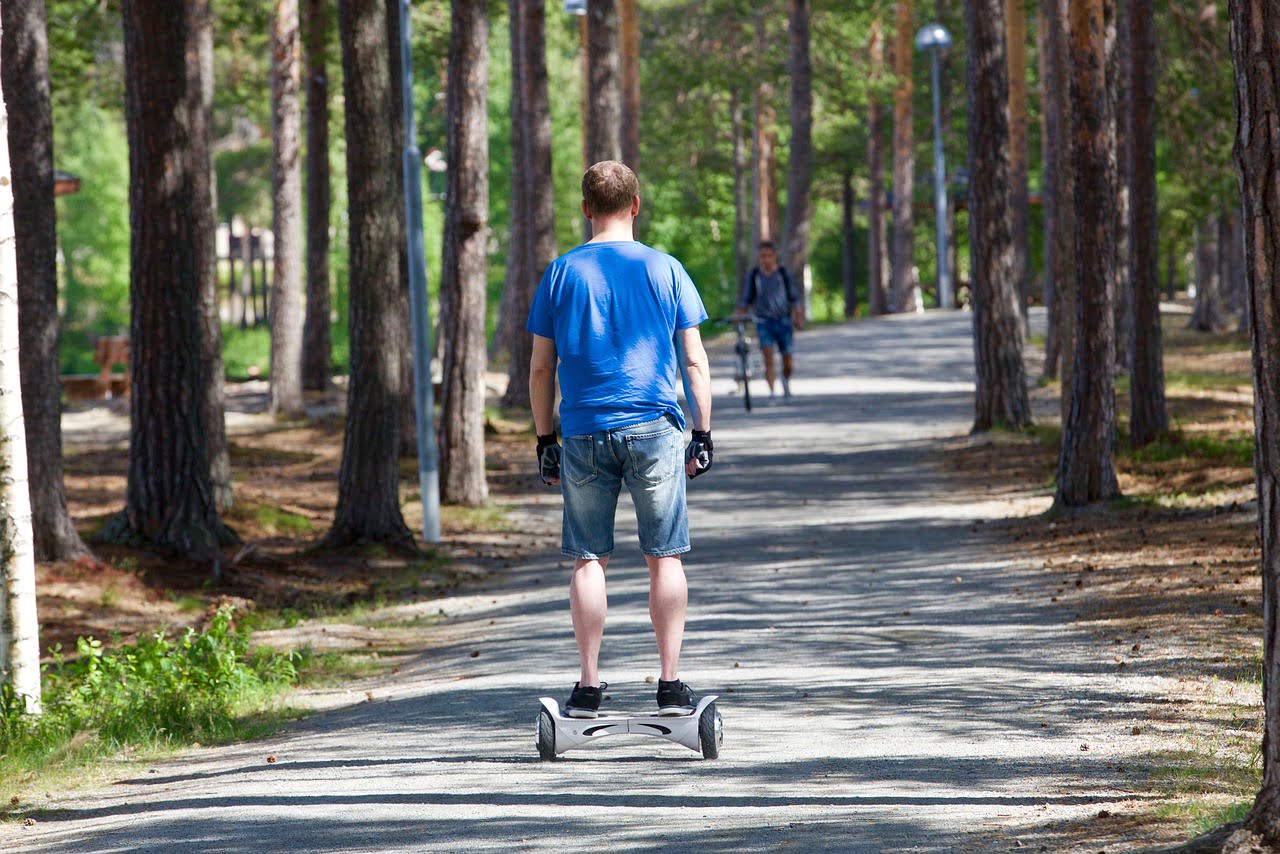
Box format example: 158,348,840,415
631,195,641,217
581,199,592,221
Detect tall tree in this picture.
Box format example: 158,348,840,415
498,0,529,392
782,0,813,305
189,0,231,512
1056,0,1119,508
966,0,1031,431
1,0,89,560
752,82,779,245
325,0,413,548
1190,216,1225,331
1228,3,1280,844
270,0,305,417
1108,0,1133,372
936,0,957,302
303,0,332,392
1005,0,1030,326
385,0,415,458
1127,0,1166,448
439,0,489,507
890,0,918,313
1047,0,1076,405
503,0,557,410
732,85,750,291
867,16,888,316
842,170,857,318
107,0,232,558
0,47,42,712
1039,5,1062,378
619,0,639,169
586,0,621,164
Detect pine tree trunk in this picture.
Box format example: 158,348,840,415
1226,2,1280,844
386,0,416,458
732,85,749,291
109,0,233,559
1039,5,1062,379
271,0,305,418
1127,0,1166,449
501,0,558,409
0,55,42,712
842,170,858,319
751,84,778,245
966,0,1031,432
1005,0,1031,328
190,0,232,512
1056,0,1119,508
326,0,413,549
439,0,489,507
781,0,812,292
1109,0,1133,373
303,0,332,392
890,0,918,313
867,18,888,316
619,0,639,170
1047,0,1077,420
586,0,620,164
0,0,89,561
1191,216,1223,332
498,0,529,394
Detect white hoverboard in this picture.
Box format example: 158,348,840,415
535,695,723,760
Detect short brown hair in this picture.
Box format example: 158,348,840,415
582,161,639,217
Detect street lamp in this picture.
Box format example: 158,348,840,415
396,0,441,542
915,22,953,309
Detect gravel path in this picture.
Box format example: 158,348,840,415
12,312,1174,852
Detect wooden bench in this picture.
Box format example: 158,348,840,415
61,336,130,401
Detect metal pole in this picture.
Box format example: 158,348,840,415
398,0,442,543
930,49,951,309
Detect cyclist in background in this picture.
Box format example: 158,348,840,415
736,241,803,401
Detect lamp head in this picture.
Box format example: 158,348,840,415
915,23,952,52
564,0,587,15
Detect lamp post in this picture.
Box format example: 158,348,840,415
566,0,588,239
396,0,441,542
915,22,952,309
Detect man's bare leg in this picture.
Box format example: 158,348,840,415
761,345,777,394
782,353,794,380
647,555,688,681
570,557,609,686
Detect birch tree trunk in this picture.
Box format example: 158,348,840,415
1127,0,1166,448
890,0,919,313
0,56,42,713
303,0,332,392
325,0,413,548
867,17,888,316
1227,1,1280,842
586,0,620,164
781,0,813,293
1056,0,1119,508
966,0,1031,432
270,0,305,418
1,0,89,560
439,0,489,507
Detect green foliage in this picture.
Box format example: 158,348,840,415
55,102,131,374
0,607,297,787
1126,431,1254,468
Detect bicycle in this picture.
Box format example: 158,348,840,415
718,316,760,412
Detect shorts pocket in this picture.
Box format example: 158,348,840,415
625,427,680,487
562,435,597,486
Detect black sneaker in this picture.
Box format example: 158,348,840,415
565,681,606,719
656,679,697,716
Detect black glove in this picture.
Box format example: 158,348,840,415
536,433,561,485
685,429,713,479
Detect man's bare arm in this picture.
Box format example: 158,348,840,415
678,326,712,433
529,334,558,436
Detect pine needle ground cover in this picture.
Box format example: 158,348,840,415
940,311,1261,849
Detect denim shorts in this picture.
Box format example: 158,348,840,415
756,316,795,355
559,415,690,560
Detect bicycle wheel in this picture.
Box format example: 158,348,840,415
741,356,752,413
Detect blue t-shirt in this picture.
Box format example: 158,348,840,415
526,240,708,437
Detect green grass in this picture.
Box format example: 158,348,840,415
293,648,394,687
1164,371,1252,393
1126,431,1253,467
440,502,514,532
0,606,299,816
223,501,314,536
221,325,271,381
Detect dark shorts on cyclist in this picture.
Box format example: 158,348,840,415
755,315,794,355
